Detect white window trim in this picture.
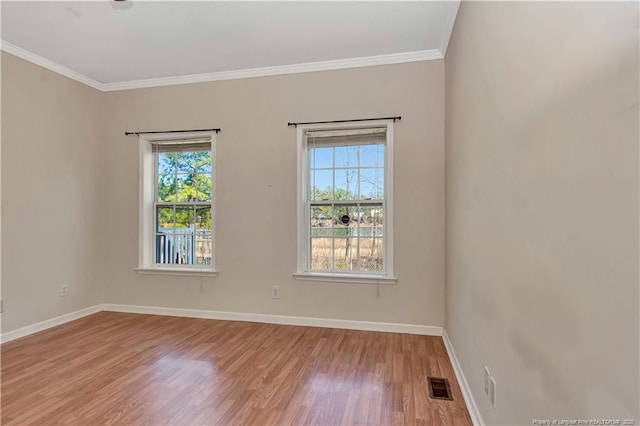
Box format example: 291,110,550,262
294,119,396,284
292,272,396,285
136,131,218,276
134,267,218,277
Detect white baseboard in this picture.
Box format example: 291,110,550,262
442,330,484,426
1,303,441,345
102,303,443,336
0,304,102,344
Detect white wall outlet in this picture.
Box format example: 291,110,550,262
489,375,496,407
271,285,280,299
484,366,491,396
60,285,69,297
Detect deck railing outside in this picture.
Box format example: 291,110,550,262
156,227,212,266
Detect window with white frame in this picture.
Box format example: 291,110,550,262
295,121,395,282
137,132,216,275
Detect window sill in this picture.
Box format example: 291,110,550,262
135,267,219,277
293,272,397,285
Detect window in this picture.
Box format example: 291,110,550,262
295,121,396,284
136,132,217,276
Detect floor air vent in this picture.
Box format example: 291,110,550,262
427,377,453,400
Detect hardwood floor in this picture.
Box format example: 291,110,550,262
1,312,472,425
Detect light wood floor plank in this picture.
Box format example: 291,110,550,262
1,312,471,425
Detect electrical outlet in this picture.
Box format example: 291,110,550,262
271,285,280,299
489,375,496,407
484,366,491,396
60,285,68,297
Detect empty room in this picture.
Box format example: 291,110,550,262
0,1,638,425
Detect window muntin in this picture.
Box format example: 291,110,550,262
153,140,213,267
303,126,390,275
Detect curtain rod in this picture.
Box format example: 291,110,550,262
287,116,401,128
124,128,221,136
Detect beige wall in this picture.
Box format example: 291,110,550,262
0,55,444,333
445,2,639,424
0,52,3,331
1,53,106,332
103,61,445,325
103,61,445,326
1,52,3,329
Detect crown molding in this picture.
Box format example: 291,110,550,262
1,41,442,92
1,40,106,91
100,49,443,91
439,0,461,57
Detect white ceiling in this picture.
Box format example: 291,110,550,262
1,1,459,91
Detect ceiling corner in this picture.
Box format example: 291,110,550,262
439,0,461,57
1,40,106,91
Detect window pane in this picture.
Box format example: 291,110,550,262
311,206,332,237
157,173,176,202
157,153,176,175
372,207,384,237
310,238,333,270
359,205,383,237
157,233,193,265
175,206,195,229
170,206,194,265
359,168,384,200
359,144,384,167
156,206,175,265
333,225,351,238
335,145,358,168
196,151,212,174
310,169,333,200
156,234,173,264
195,206,212,230
195,206,212,265
332,203,355,222
332,204,357,237
358,238,383,272
353,205,365,237
309,146,333,169
194,174,212,202
195,238,212,266
333,238,356,271
176,152,196,173
172,231,194,265
156,207,174,232
175,174,196,202
335,168,358,200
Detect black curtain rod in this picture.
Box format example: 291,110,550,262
287,116,401,127
125,128,221,136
